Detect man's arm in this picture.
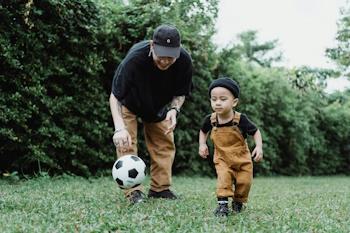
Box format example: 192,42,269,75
164,96,185,135
109,93,131,148
109,93,126,131
170,95,185,112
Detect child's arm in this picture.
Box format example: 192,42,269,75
198,130,209,159
251,129,263,162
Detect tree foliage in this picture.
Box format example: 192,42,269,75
227,31,282,68
1,0,349,176
0,0,115,176
0,0,219,176
327,3,350,76
216,29,350,175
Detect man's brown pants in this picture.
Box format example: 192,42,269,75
116,106,175,197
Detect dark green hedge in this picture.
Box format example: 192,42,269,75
1,0,349,177
0,0,220,176
0,0,115,175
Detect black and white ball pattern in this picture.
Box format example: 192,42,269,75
112,155,146,189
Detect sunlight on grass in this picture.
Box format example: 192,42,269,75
0,176,349,232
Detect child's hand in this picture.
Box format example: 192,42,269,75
252,146,263,162
198,143,209,158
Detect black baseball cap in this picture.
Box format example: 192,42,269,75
152,24,181,58
208,77,240,98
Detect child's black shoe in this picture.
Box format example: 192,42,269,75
214,203,229,217
232,201,243,213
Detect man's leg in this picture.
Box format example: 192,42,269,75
116,106,144,200
143,119,175,193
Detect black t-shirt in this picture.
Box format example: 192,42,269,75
200,113,258,138
112,41,193,122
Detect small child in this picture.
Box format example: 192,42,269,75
198,77,263,217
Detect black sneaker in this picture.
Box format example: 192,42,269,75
232,201,243,213
128,190,145,204
214,203,229,217
148,189,177,199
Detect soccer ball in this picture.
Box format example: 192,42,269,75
112,155,146,189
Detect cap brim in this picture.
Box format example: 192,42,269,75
153,44,180,58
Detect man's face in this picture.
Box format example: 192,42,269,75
151,43,177,70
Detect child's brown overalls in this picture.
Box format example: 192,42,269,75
210,111,253,203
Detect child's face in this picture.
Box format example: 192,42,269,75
210,87,238,115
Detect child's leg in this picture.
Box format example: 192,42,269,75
233,161,253,203
215,161,235,197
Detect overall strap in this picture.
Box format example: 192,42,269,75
233,111,241,125
210,112,218,127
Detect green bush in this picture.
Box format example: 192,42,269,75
0,0,220,176
0,0,114,175
1,0,349,176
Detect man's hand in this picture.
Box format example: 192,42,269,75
252,146,263,162
113,128,132,152
199,143,209,159
164,109,177,135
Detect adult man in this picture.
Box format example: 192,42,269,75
109,24,193,204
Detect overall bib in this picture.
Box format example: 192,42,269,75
210,112,253,203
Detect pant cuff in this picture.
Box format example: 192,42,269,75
123,184,144,197
150,185,170,192
216,189,234,197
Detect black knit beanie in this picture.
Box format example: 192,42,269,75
208,77,240,98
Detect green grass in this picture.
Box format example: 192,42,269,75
0,176,349,233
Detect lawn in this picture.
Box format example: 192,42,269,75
0,175,349,233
